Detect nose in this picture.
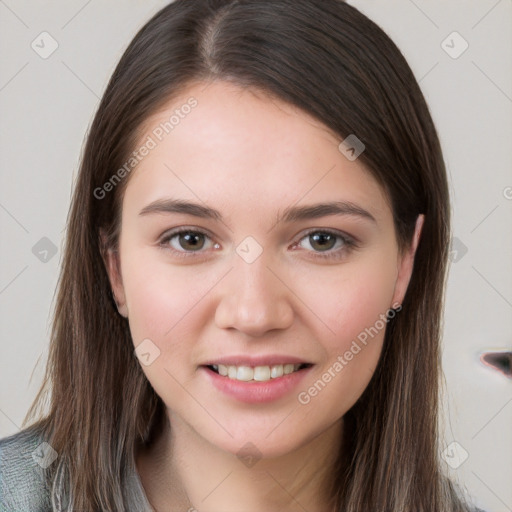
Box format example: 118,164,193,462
214,253,294,337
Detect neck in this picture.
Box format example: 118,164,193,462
137,412,343,512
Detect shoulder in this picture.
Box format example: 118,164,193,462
0,426,52,512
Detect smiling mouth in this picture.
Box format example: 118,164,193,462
204,363,313,382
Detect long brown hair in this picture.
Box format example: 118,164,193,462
24,0,474,510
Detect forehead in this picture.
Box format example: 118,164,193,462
124,80,391,225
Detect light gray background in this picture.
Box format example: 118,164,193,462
0,1,511,511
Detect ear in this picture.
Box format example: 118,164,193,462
99,229,128,317
391,214,424,307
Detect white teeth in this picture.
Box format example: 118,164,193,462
253,366,271,381
283,363,295,375
270,365,283,378
210,363,305,382
236,366,254,381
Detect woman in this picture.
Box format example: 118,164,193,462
0,0,486,510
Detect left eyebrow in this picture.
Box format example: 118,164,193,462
278,201,377,224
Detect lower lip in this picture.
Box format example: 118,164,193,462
200,366,313,404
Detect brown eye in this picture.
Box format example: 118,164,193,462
295,229,357,261
160,229,215,255
308,232,338,252
175,231,206,251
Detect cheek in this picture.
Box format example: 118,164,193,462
119,248,220,369
120,242,200,330
123,266,178,346
301,253,398,347
119,253,211,408
293,255,398,410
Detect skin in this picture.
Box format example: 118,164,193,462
103,80,424,512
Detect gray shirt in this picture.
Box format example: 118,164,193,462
1,426,488,512
0,426,154,512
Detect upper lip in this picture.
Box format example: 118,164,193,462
201,355,312,367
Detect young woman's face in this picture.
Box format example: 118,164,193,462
106,80,421,458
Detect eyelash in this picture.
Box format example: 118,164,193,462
158,227,358,261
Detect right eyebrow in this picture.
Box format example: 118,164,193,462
139,198,223,221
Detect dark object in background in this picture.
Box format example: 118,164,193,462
481,351,512,378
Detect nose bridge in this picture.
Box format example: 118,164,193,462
235,252,275,303
215,245,294,335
